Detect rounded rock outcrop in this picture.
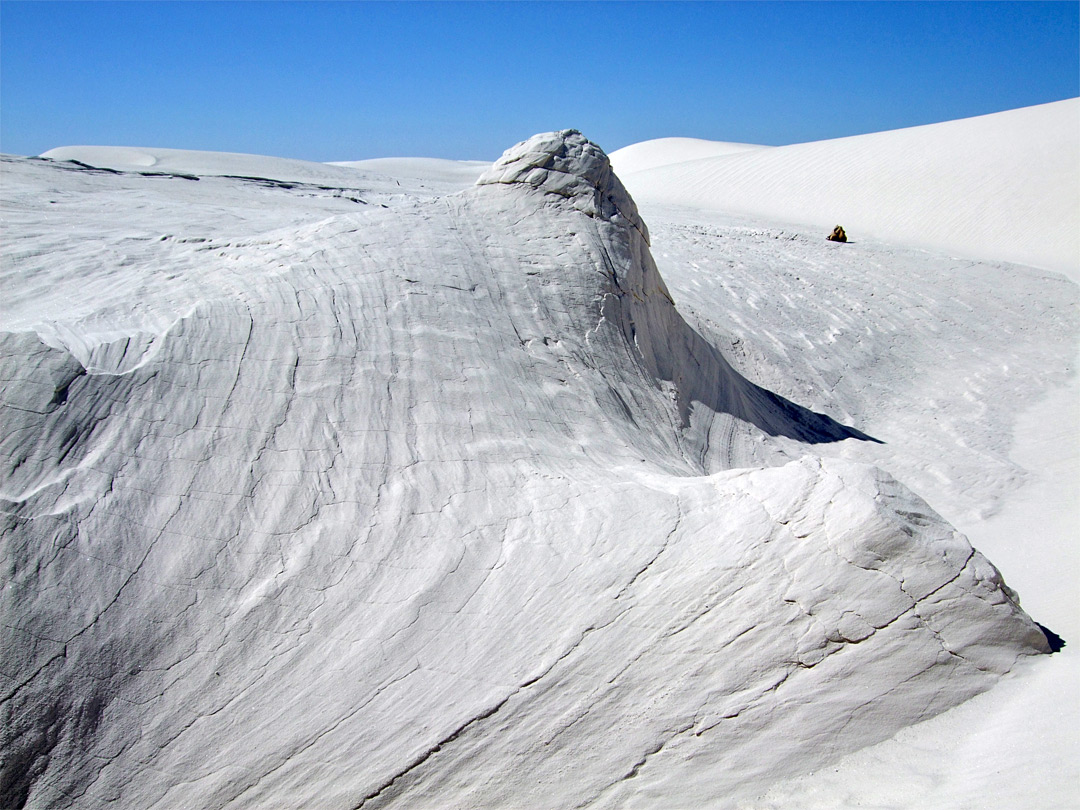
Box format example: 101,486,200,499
476,129,649,243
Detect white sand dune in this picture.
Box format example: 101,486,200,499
41,144,374,185
609,137,769,173
38,146,489,199
3,104,1077,809
615,99,1079,278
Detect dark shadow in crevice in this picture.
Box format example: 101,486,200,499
739,377,883,444
606,236,884,448
1037,622,1066,653
665,309,885,446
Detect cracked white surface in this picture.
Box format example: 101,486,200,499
0,126,1069,808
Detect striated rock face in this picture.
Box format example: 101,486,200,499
0,134,1050,810
477,128,649,242
477,131,874,444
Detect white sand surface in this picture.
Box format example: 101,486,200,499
630,202,1078,808
615,99,1079,278
37,145,486,200
40,144,380,185
609,137,769,173
3,103,1077,809
617,99,1079,800
753,374,1079,810
328,157,490,194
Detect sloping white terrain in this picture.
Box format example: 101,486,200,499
612,99,1080,277
607,138,769,173
39,146,491,202
328,158,491,196
2,108,1076,809
39,145,396,188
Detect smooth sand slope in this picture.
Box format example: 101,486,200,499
605,137,768,173
612,99,1079,278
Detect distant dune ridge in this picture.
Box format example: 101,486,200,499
1,102,1076,808
40,144,378,184
612,98,1080,278
604,136,769,172
44,98,1078,276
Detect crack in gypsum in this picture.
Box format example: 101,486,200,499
217,663,422,809
353,607,631,808
614,494,682,600
573,720,696,809
351,695,512,809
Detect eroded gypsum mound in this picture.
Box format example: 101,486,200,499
1,131,1048,809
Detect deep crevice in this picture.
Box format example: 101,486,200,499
1037,622,1066,653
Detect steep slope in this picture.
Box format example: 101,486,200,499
1,132,1050,809
614,99,1080,277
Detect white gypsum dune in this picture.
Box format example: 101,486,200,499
1,108,1075,809
38,144,390,188
612,98,1080,278
606,137,770,173
39,146,491,201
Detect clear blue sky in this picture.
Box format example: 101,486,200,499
2,1,1077,161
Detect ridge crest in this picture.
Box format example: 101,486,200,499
476,129,649,243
